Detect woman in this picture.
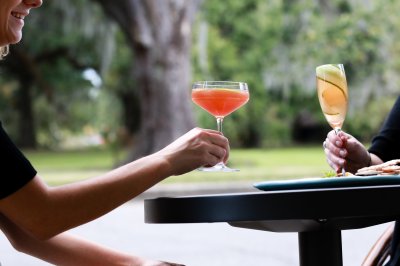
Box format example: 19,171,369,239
0,0,230,265
323,96,400,174
324,96,400,266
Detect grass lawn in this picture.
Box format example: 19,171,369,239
24,146,332,186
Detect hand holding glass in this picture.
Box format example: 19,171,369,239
192,81,249,172
316,64,349,176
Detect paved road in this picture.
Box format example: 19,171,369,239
0,196,391,266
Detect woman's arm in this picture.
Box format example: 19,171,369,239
0,128,229,239
0,214,183,266
0,213,138,266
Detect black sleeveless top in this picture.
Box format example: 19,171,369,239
369,96,400,162
0,121,36,199
368,96,400,266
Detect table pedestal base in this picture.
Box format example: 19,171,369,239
299,230,342,266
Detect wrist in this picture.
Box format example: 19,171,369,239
366,151,372,167
149,152,174,179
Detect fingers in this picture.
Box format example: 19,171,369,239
203,149,224,167
202,129,229,148
327,130,346,149
323,141,343,171
207,132,230,163
324,134,347,158
200,138,228,167
326,157,339,173
194,128,230,165
324,130,347,172
324,145,345,172
208,144,227,161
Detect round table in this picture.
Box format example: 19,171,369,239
145,184,400,266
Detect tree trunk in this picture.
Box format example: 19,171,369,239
118,90,141,136
15,81,36,149
94,0,200,161
5,47,38,149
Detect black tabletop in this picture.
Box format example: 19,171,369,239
145,184,400,232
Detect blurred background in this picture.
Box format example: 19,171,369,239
2,1,400,264
1,0,400,185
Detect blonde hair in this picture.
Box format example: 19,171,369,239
0,46,9,59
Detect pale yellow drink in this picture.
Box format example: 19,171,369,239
316,64,348,131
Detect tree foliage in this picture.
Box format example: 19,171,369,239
192,0,400,146
0,0,125,148
1,0,400,151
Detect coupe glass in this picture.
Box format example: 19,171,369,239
192,81,249,172
316,64,349,175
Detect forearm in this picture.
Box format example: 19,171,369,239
1,153,170,239
0,214,138,266
22,235,139,266
44,153,170,236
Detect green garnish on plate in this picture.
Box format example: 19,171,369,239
323,170,337,178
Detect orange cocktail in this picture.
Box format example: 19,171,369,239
192,88,249,118
191,81,249,172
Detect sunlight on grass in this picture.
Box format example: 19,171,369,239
24,148,116,186
24,146,332,186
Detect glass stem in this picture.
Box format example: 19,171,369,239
334,128,341,135
216,117,224,134
334,128,346,175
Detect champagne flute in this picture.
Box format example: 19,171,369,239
316,64,349,176
192,81,249,172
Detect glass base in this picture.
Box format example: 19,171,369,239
197,162,239,172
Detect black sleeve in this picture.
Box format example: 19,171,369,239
0,122,37,199
368,96,400,162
